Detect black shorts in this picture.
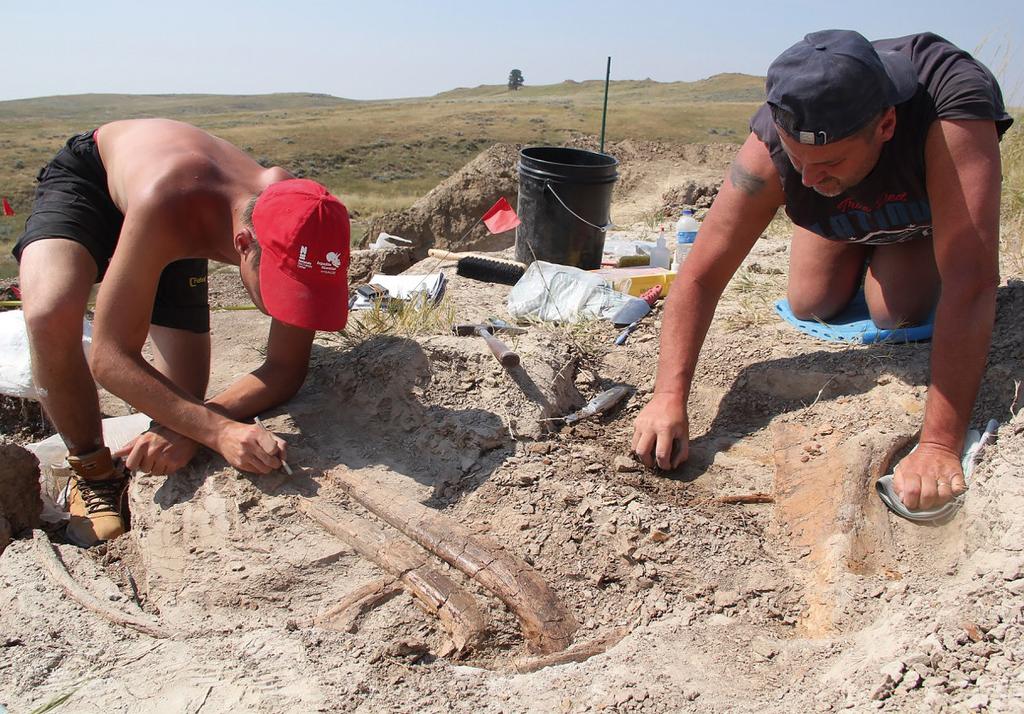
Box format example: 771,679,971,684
12,130,210,333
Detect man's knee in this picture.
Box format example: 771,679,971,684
867,300,934,330
865,277,939,329
20,271,89,348
786,259,862,321
787,290,846,322
864,240,940,328
19,239,96,344
22,297,87,348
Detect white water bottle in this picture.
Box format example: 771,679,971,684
675,209,699,270
649,227,671,270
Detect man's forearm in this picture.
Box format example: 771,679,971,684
92,347,230,450
920,286,997,452
653,272,726,400
205,367,305,422
202,319,313,422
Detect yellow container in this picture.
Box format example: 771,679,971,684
591,267,678,296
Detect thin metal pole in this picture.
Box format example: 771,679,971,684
599,56,611,154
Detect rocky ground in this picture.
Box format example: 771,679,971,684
1,140,1022,713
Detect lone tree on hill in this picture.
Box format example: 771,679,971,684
508,69,525,91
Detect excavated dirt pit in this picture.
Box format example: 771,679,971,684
2,142,1023,712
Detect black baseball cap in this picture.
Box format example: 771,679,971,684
766,29,918,145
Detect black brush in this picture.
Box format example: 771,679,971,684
455,255,526,285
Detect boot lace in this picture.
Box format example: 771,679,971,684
74,475,126,516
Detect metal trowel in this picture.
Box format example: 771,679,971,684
875,419,998,524
610,284,662,327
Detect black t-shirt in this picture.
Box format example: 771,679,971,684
750,32,1014,245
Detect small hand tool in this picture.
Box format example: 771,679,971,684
254,416,293,475
452,321,525,368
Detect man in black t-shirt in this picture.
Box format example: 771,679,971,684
632,30,1013,514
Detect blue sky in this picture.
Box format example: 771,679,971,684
1,0,1020,104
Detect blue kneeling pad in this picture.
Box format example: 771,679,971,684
774,290,934,344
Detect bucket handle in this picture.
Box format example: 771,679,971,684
545,182,613,232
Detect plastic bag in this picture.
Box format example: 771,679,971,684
0,310,94,400
507,261,632,322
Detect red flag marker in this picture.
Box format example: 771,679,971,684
1,198,13,216
482,197,520,234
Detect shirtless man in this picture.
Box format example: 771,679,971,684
14,119,350,546
632,31,1013,514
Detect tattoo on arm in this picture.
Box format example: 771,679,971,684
729,160,766,196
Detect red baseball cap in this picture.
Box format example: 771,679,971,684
252,179,350,331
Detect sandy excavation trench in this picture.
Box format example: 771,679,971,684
1,141,1023,712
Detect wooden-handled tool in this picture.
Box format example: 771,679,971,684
477,326,519,368
453,322,521,368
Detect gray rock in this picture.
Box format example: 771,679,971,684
964,694,990,710
751,638,779,661
970,642,998,658
614,455,639,473
870,675,894,701
1005,580,1024,596
986,654,1009,673
714,590,740,610
1001,557,1024,581
901,652,930,667
879,660,906,683
987,623,1008,641
526,442,552,456
612,688,633,706
948,670,971,688
899,670,923,691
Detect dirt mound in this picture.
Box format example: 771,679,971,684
564,136,734,226
364,143,523,256
363,137,737,259
660,180,722,213
566,134,737,170
0,438,41,555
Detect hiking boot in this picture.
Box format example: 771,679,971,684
64,447,130,547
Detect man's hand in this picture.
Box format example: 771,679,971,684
892,443,966,511
215,421,288,474
114,424,200,475
631,393,689,470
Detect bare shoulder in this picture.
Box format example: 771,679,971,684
99,119,262,209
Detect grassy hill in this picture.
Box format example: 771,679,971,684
0,75,765,276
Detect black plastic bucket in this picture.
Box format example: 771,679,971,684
515,147,619,269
